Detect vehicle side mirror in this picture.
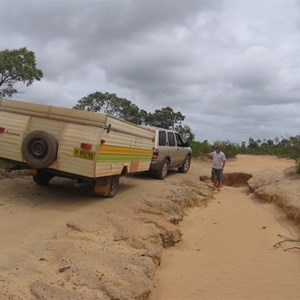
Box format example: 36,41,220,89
184,142,190,147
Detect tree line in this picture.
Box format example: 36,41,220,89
1,47,299,173
191,136,300,173
73,91,195,142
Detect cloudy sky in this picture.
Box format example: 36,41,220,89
1,0,300,144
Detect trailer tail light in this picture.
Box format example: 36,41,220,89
152,147,159,159
80,143,92,150
0,127,5,134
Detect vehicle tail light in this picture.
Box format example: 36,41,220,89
152,147,159,159
80,143,92,150
0,127,5,134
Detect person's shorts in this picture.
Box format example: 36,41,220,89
211,168,223,181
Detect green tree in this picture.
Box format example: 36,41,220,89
190,140,212,157
175,124,194,143
74,92,196,139
248,138,259,149
146,106,185,129
0,47,43,98
73,91,146,124
73,91,116,112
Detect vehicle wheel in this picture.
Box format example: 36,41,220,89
106,175,119,198
22,130,58,169
95,175,120,198
32,170,54,186
156,159,169,180
178,156,191,173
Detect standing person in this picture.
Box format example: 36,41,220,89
204,145,226,191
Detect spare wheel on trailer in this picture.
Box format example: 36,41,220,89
22,130,58,169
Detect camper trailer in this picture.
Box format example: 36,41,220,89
0,99,155,197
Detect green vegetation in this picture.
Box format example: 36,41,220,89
73,92,184,127
0,47,43,98
73,91,194,142
190,136,300,174
190,140,240,158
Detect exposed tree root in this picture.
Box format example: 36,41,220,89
273,234,300,249
284,247,300,251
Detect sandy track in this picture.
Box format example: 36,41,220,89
0,155,299,299
152,186,300,299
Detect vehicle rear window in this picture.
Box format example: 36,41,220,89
158,131,167,146
167,132,176,146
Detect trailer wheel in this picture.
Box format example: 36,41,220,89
94,175,120,198
106,175,119,198
22,130,58,169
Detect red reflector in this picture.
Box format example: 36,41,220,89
152,148,159,159
80,143,92,150
0,127,5,134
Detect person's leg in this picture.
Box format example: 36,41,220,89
216,169,222,190
220,169,224,188
214,180,218,189
211,168,218,189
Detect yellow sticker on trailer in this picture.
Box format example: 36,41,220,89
73,148,96,160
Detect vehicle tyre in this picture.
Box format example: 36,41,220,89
178,156,191,173
32,170,54,186
103,175,119,198
22,130,58,169
156,159,169,180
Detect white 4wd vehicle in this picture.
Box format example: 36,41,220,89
148,127,192,179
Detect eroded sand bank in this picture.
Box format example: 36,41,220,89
152,155,300,300
152,186,300,299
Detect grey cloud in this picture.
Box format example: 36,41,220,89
1,0,300,143
227,46,279,89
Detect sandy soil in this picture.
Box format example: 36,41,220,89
0,155,299,299
151,155,300,300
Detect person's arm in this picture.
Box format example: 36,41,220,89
203,152,212,158
222,153,226,169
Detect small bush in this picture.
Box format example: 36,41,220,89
190,140,239,159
